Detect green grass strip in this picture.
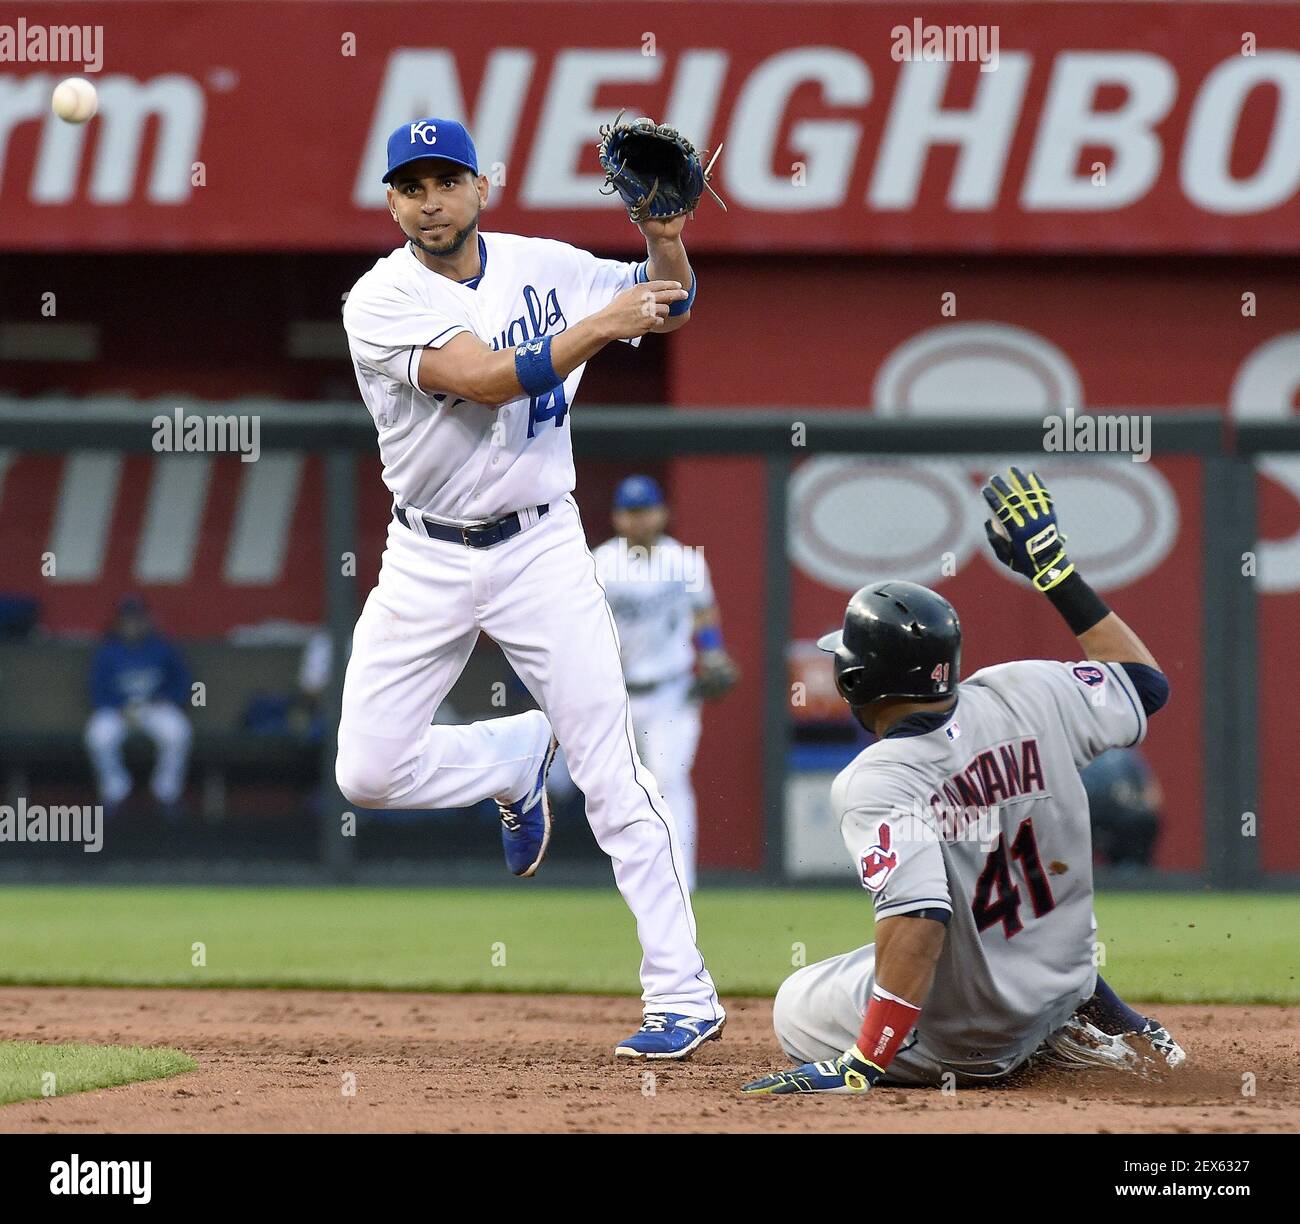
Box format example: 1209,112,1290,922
0,1041,195,1106
0,886,1294,1003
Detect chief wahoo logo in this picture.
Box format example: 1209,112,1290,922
860,822,899,893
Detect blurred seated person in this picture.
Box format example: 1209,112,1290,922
1082,747,1162,869
84,596,193,811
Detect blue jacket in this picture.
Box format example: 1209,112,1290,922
90,634,190,710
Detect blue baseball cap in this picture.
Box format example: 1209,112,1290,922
383,118,478,183
613,475,665,511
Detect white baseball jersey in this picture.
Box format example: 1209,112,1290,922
834,658,1148,1069
335,226,721,1022
593,535,715,686
343,232,645,523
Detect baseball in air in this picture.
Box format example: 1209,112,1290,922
51,77,98,124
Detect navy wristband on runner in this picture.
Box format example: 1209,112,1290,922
667,271,697,317
514,336,560,397
1045,570,1111,636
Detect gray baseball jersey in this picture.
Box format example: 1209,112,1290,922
833,658,1148,1072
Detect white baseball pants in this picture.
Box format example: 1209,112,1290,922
628,675,702,890
335,496,721,1021
84,701,193,805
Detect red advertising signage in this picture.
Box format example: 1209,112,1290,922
3,1,1300,252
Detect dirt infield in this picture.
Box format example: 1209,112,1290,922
0,988,1295,1133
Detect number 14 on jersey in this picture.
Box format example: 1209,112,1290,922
527,385,568,438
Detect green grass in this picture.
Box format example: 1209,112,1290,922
0,1041,195,1106
0,886,1295,1003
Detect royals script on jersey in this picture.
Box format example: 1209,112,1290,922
343,232,646,523
833,659,1149,1071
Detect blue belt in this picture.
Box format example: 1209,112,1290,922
395,503,549,549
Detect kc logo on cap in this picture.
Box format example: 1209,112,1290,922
383,117,479,183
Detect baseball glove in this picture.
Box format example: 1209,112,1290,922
688,650,740,702
597,111,726,223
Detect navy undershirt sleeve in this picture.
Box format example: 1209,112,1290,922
905,908,952,925
1120,661,1169,716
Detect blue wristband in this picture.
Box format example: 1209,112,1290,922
514,336,560,397
667,271,697,317
695,623,723,652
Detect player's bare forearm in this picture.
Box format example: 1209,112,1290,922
643,231,692,333
873,914,946,1005
1076,610,1160,670
415,321,616,406
415,309,654,407
549,315,625,378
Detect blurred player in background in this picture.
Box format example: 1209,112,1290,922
589,475,739,889
84,596,192,815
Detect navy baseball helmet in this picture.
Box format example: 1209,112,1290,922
613,474,665,511
383,118,478,183
818,580,961,708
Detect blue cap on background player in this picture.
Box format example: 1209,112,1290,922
613,475,665,511
383,118,479,183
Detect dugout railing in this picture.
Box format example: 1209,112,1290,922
0,402,1287,889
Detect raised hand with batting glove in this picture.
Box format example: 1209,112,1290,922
982,466,1074,593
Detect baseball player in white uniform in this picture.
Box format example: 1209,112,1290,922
338,118,723,1059
745,468,1186,1093
591,475,739,890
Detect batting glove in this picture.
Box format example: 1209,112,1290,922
981,466,1075,593
742,1045,882,1095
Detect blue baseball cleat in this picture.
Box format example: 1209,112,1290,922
497,736,558,877
614,1012,726,1060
